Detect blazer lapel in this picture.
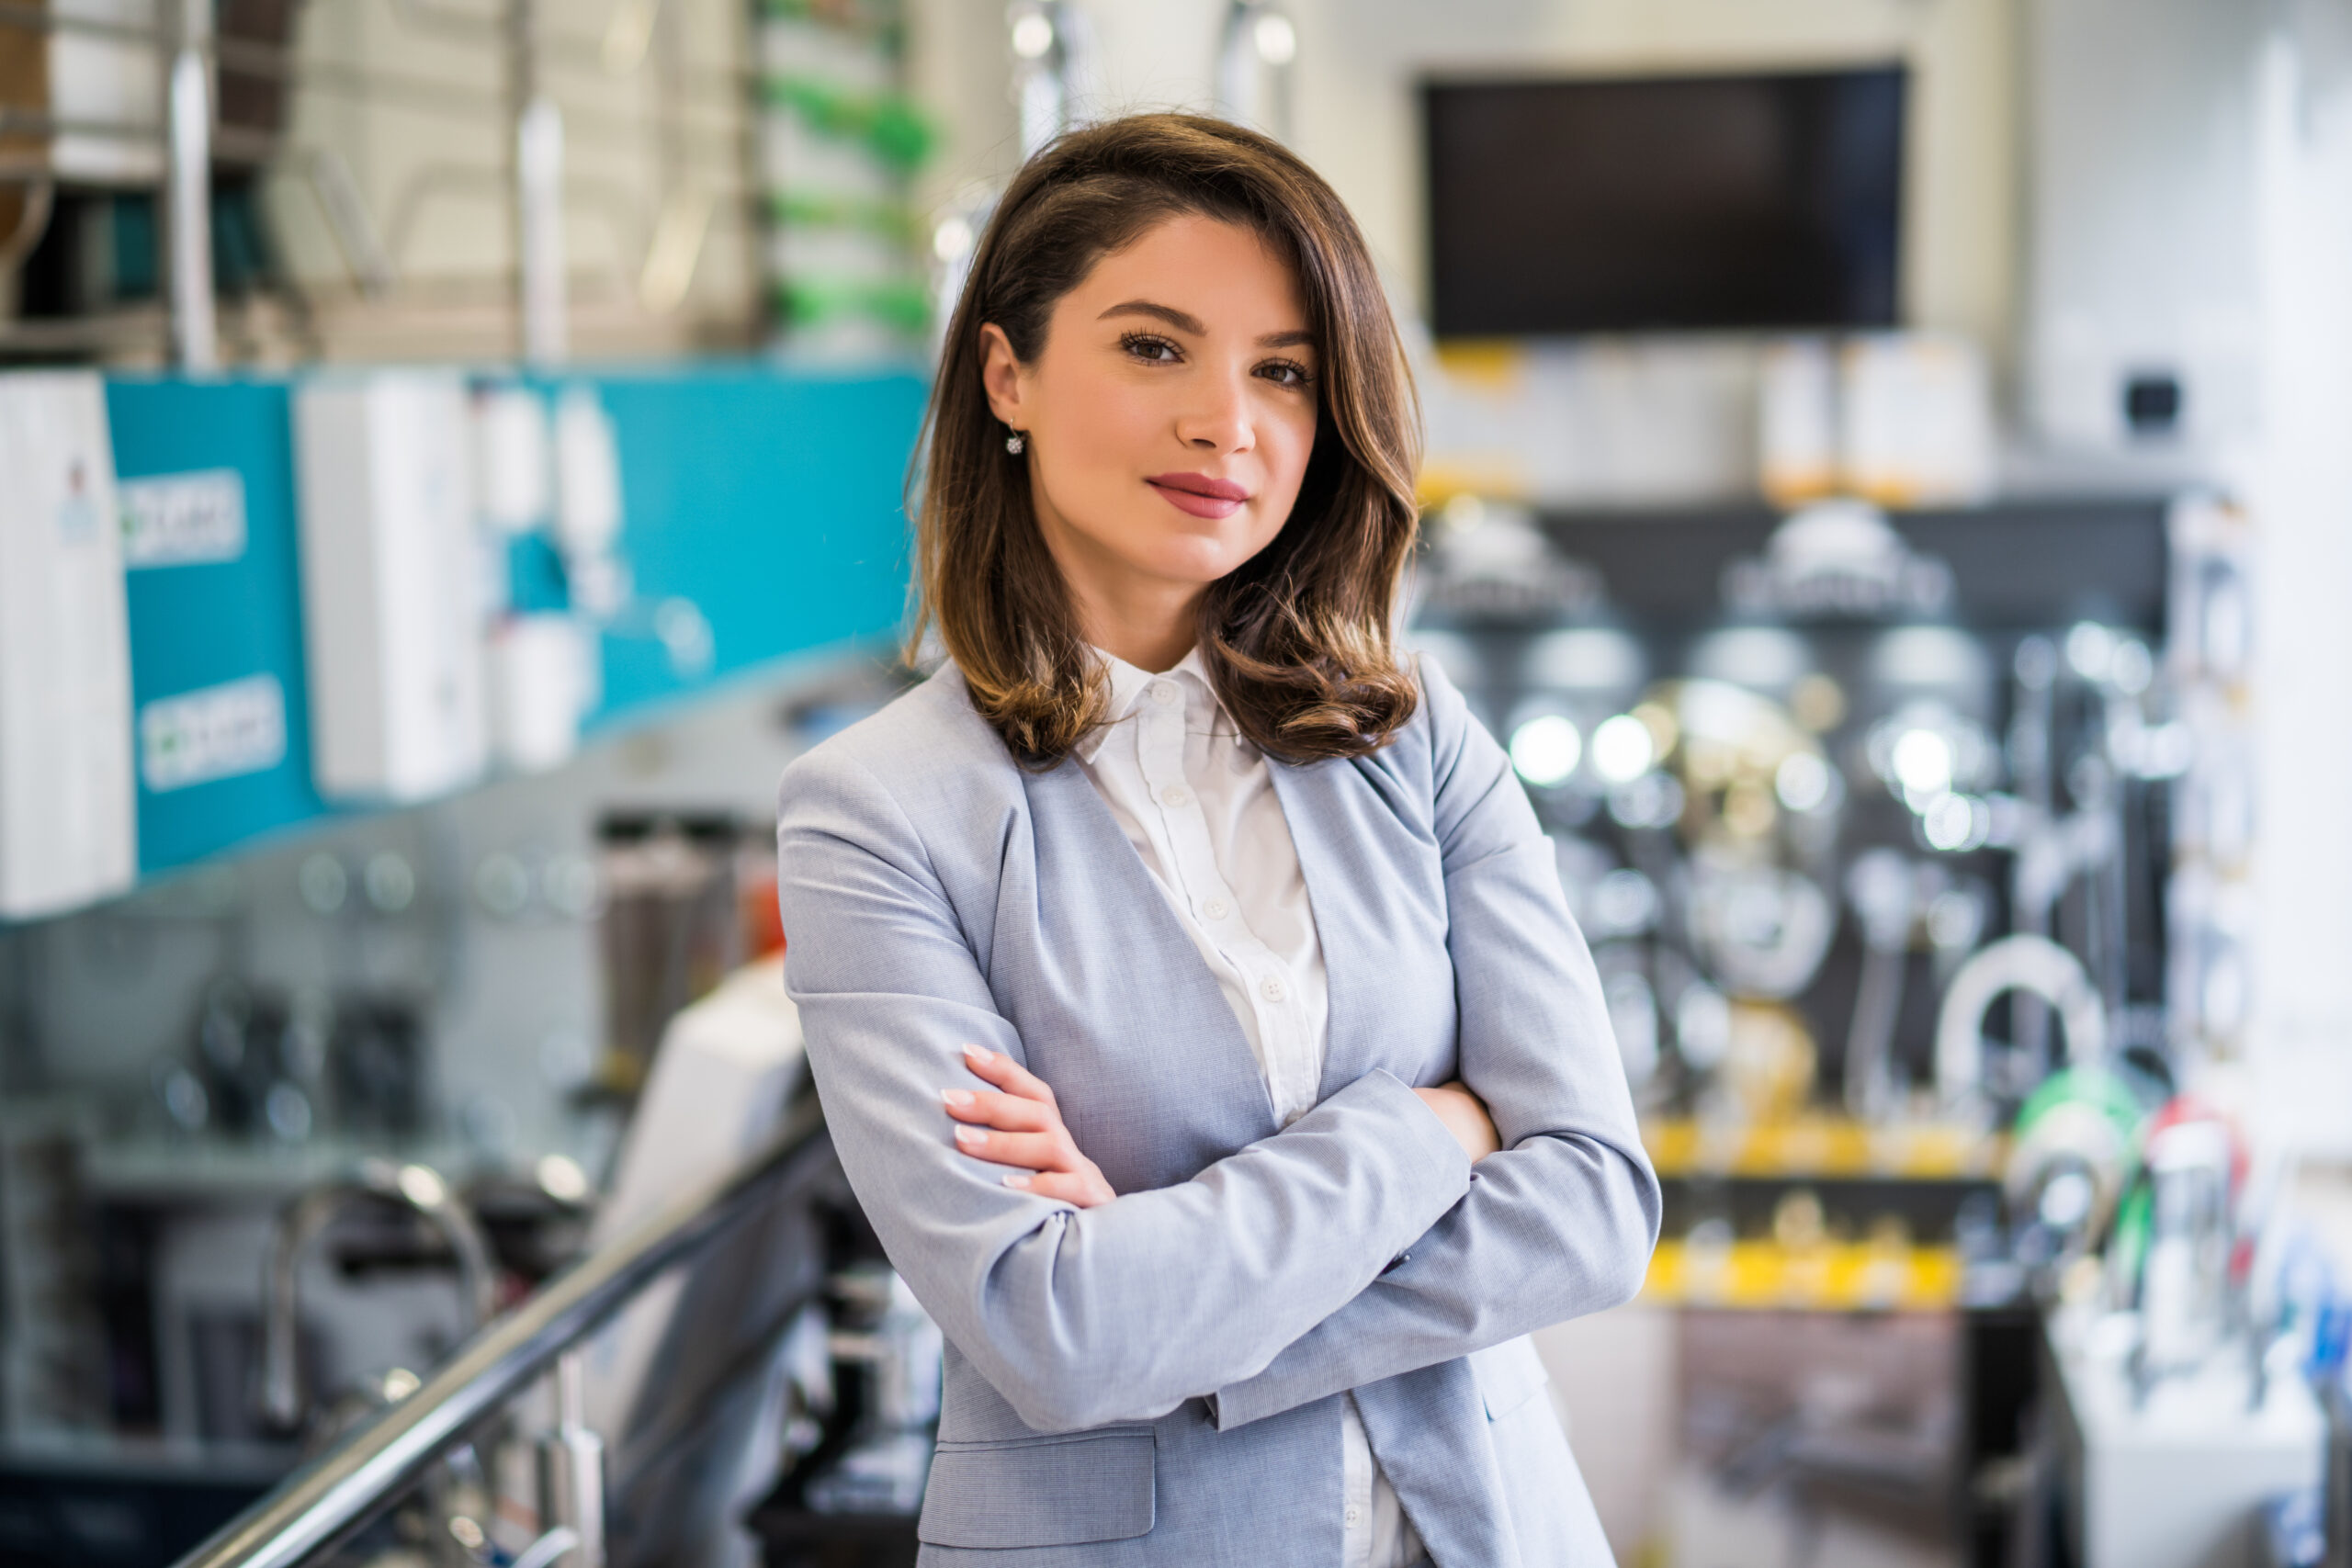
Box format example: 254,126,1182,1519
1267,756,1381,1104
1023,759,1280,1134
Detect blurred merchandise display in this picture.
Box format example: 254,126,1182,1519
0,364,923,891
292,370,489,805
1761,334,1997,511
0,371,137,919
594,812,781,1100
471,378,615,775
1410,484,2298,1563
0,1101,111,1438
756,0,934,358
289,368,633,802
1419,329,1996,514
1664,1310,1961,1566
3,1,769,366
2162,497,2256,1064
1414,493,2182,1149
750,1254,944,1565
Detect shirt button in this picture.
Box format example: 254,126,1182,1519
1150,682,1178,705
1261,977,1285,1002
1345,1507,1362,1528
1160,784,1192,807
1204,898,1229,920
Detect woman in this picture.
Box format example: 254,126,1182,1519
776,114,1658,1567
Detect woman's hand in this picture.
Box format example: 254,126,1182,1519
1414,1081,1501,1164
944,1043,1116,1208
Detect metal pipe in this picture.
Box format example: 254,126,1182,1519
1215,1,1296,141
166,1099,828,1568
511,0,567,365
509,1527,581,1568
1933,933,2109,1111
259,1161,498,1436
165,0,217,370
537,1349,606,1568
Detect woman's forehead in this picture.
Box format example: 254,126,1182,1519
1067,215,1311,337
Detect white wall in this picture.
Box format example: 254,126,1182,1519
2244,17,2352,1155
906,0,2021,356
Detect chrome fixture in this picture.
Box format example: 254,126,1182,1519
173,1098,827,1568
258,1160,497,1437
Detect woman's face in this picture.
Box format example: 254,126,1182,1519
980,214,1321,629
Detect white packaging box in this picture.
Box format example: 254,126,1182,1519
1757,337,1839,507
0,372,138,919
486,613,593,773
581,958,806,1462
294,372,489,803
1839,333,1996,507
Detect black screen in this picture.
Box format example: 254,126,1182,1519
1423,67,1905,336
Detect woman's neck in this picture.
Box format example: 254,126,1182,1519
1039,514,1201,673
1085,599,1196,673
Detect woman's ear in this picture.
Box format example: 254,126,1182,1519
978,322,1027,429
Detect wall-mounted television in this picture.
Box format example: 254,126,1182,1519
1422,66,1906,336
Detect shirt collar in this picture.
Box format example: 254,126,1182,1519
1074,646,1225,762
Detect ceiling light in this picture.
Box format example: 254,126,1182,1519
1510,715,1581,787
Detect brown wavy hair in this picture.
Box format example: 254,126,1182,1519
909,113,1421,766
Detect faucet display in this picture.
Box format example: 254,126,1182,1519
259,1159,498,1436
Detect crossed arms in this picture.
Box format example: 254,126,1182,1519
774,671,1660,1435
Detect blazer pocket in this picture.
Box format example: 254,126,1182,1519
1468,1335,1552,1422
919,1427,1157,1549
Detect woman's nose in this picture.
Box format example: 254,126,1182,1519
1174,370,1253,453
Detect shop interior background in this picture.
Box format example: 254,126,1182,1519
6,2,2352,1567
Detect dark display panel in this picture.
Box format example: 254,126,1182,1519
1424,67,1906,335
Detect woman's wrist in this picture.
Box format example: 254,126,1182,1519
1412,1082,1500,1164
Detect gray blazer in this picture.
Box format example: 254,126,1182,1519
775,656,1660,1566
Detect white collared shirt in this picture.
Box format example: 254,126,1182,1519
1075,647,1423,1568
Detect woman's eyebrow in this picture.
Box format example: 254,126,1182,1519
1098,299,1205,333
1097,299,1317,351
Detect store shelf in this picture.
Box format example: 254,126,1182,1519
81,1134,486,1204
1637,1115,2007,1313
1642,1115,2006,1181
103,361,926,881
1639,1236,1964,1311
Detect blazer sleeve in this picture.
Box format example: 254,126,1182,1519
1207,657,1663,1431
775,741,1475,1435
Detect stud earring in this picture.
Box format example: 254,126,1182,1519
1005,430,1025,455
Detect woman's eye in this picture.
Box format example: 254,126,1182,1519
1258,359,1314,389
1121,333,1182,364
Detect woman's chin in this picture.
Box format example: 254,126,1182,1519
1117,523,1268,586
1051,494,1281,592
1136,544,1253,590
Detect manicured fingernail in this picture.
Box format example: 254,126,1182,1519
1002,1172,1032,1190
941,1089,975,1108
954,1125,987,1147
963,1043,993,1064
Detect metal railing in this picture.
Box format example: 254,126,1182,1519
169,1095,831,1568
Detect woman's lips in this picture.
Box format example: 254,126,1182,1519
1146,472,1250,521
